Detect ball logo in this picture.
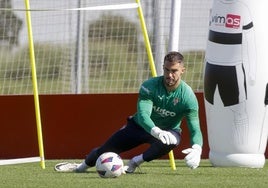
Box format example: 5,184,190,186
101,157,113,163
225,14,240,28
111,164,122,172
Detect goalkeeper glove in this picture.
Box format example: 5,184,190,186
150,127,177,145
182,144,202,169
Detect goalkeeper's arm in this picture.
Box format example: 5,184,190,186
135,98,155,133
135,99,177,145
182,110,203,169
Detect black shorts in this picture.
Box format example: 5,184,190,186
204,62,247,106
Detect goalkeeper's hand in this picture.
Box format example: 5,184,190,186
182,144,202,169
150,127,177,145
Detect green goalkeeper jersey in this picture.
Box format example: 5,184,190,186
133,76,203,146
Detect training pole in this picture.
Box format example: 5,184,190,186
24,0,45,169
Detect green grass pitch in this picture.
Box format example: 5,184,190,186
0,159,267,188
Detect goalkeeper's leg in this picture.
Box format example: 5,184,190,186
55,117,149,172
77,117,152,172
125,130,181,173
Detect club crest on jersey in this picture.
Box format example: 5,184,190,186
173,97,179,105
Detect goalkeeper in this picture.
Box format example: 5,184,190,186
55,51,203,173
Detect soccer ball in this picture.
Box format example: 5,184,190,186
95,152,124,178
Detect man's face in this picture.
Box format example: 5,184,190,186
163,61,185,88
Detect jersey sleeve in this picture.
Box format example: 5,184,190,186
184,92,203,147
135,82,156,133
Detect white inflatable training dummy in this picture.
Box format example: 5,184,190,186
204,0,268,168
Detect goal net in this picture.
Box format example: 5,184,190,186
0,0,212,167
0,0,152,95
0,0,211,95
